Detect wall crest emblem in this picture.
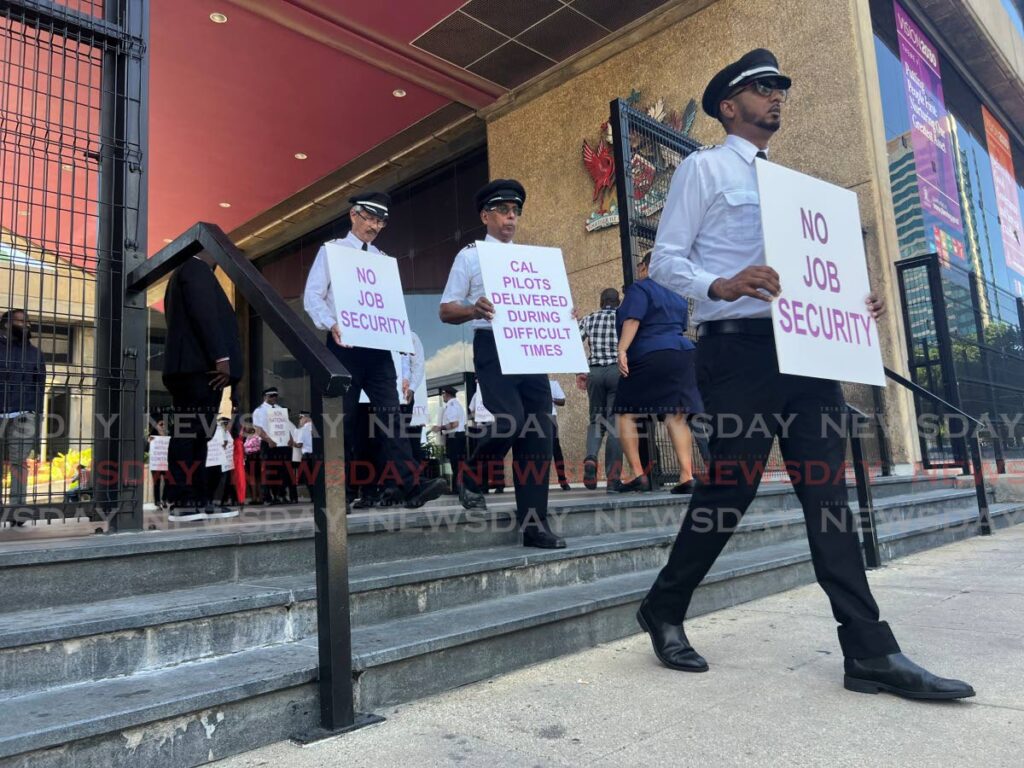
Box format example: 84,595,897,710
581,91,698,232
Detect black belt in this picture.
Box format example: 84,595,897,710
697,318,774,338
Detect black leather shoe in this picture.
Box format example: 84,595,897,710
583,457,598,490
844,653,975,700
560,482,572,491
522,527,566,549
670,480,696,495
351,495,376,509
377,487,404,507
404,478,448,509
622,475,651,493
459,485,488,510
636,599,708,672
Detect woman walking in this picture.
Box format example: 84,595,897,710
614,251,703,494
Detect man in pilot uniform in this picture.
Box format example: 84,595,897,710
636,49,973,700
439,180,565,549
304,191,446,509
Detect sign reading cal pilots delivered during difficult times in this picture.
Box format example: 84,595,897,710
755,159,885,387
325,243,413,353
476,242,588,375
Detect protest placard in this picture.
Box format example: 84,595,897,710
325,244,412,353
476,242,588,375
756,159,885,387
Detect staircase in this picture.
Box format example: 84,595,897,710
0,475,1016,767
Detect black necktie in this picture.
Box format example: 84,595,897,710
756,151,768,160
361,241,368,251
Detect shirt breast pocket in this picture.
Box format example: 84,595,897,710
722,189,763,243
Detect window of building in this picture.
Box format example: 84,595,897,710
872,0,1024,445
34,323,74,364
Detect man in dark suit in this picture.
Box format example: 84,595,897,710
162,252,242,520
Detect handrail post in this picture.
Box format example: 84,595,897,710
969,436,993,536
294,385,385,742
849,410,881,569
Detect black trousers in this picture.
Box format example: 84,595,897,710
465,331,552,524
551,420,568,484
645,332,900,660
328,337,418,491
163,373,221,508
468,426,505,490
261,445,295,502
445,431,467,491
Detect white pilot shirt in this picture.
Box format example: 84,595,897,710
440,233,509,331
303,231,382,332
441,397,466,433
649,134,771,325
549,379,565,418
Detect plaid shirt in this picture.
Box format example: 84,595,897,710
578,308,618,367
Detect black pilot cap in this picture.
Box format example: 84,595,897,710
475,179,526,213
348,191,391,219
701,48,792,119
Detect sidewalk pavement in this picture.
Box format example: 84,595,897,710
213,526,1024,768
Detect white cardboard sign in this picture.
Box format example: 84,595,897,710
756,159,885,387
325,243,412,353
148,436,169,472
476,241,588,375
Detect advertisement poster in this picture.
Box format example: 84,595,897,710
894,1,965,263
982,106,1024,278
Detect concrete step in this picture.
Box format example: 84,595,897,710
0,486,991,698
2,499,1018,767
0,475,963,615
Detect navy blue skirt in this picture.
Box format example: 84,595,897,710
613,348,703,415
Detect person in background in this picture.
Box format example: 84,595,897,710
402,331,427,463
295,410,316,501
162,252,242,521
576,289,623,492
549,379,571,491
614,250,702,494
303,191,446,510
0,309,45,518
432,385,467,494
63,463,91,503
439,179,564,549
468,384,504,494
252,387,295,505
149,415,169,510
243,425,262,504
201,416,237,519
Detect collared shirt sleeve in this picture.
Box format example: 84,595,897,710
400,353,411,382
303,245,336,331
578,314,590,341
252,404,268,431
650,158,721,301
440,250,471,306
409,336,425,391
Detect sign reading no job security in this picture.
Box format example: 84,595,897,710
325,244,413,353
756,159,885,387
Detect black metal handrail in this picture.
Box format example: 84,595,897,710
884,367,992,536
126,222,349,397
127,223,374,737
846,404,881,569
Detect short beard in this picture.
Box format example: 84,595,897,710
753,116,780,133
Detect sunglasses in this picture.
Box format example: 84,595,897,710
355,208,387,228
732,79,789,101
486,203,522,217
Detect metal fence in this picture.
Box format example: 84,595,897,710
897,252,1021,469
0,0,147,531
